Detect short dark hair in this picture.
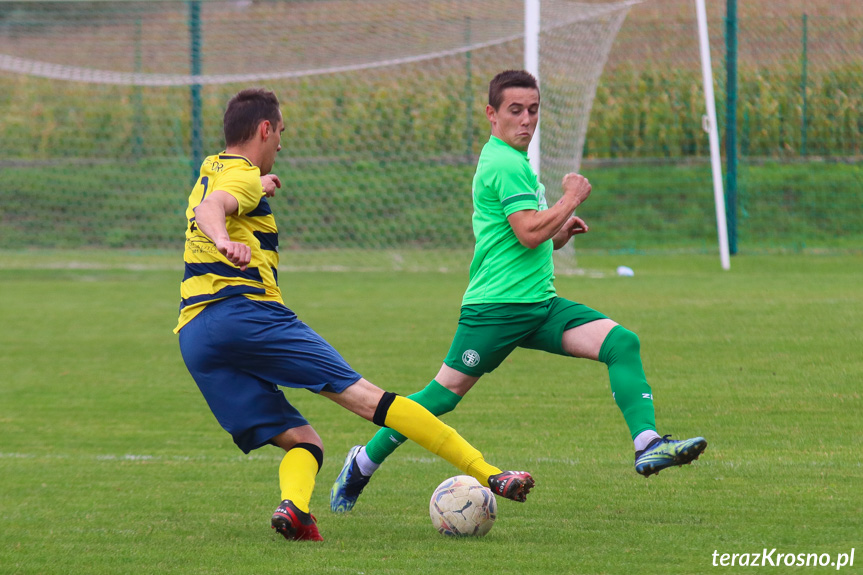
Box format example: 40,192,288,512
488,70,539,110
223,88,281,147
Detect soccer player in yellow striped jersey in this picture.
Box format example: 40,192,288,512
175,151,283,332
174,88,534,542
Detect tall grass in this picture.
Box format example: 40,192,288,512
586,63,862,159
1,63,860,161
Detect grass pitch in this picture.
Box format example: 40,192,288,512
1,251,860,574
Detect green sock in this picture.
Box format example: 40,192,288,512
365,380,462,464
598,325,657,440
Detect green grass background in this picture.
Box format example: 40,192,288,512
1,251,861,574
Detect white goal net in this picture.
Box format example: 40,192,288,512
0,0,634,271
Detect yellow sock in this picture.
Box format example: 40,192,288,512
278,446,319,513
383,395,501,486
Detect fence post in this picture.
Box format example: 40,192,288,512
525,0,540,175
189,0,203,183
133,17,144,157
724,0,738,255
697,0,730,270
464,16,474,163
801,13,808,157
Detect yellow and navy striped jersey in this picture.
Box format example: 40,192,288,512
174,153,283,333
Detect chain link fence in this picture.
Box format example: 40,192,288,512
581,0,861,254
0,0,860,259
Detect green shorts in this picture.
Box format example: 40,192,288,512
443,297,608,376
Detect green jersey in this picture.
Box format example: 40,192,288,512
462,136,556,305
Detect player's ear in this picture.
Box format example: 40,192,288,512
259,120,271,139
485,104,496,123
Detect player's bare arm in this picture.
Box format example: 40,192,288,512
193,190,252,270
507,173,591,249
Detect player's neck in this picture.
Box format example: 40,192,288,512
225,143,263,169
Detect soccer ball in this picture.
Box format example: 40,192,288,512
429,475,497,537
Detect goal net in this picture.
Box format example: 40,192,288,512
0,0,635,271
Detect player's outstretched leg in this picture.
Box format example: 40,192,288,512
379,393,535,501
271,499,324,541
330,445,535,510
634,435,707,477
333,389,535,505
330,445,369,513
331,381,463,513
329,384,534,505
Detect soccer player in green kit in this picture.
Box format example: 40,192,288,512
331,70,707,513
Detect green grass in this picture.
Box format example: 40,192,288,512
1,251,861,574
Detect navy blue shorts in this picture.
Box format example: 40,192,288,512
178,297,362,453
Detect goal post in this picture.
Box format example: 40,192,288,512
525,0,541,176
695,0,731,270
0,0,636,271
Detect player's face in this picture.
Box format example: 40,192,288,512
487,87,540,152
260,112,285,175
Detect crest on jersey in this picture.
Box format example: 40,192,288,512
462,349,480,368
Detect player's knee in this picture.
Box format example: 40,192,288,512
435,401,459,416
406,379,464,416
272,425,322,452
419,391,462,416
616,327,641,355
600,326,641,364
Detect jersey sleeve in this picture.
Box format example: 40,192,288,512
496,160,540,216
217,165,263,216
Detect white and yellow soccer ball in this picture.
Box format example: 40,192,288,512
429,475,497,537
